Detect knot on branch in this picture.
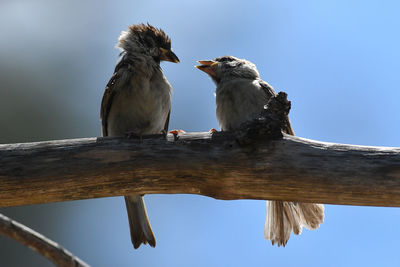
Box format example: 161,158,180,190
234,92,291,145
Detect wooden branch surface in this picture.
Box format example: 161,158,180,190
0,132,399,207
0,213,90,267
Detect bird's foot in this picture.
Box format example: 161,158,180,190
169,129,186,141
169,129,186,135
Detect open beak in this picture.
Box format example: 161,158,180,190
160,48,180,63
195,60,218,78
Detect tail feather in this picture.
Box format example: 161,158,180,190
264,200,324,247
297,202,325,230
125,195,156,249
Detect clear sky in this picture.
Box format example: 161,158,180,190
1,0,400,266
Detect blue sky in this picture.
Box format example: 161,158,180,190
0,1,400,266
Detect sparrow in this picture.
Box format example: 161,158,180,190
196,56,324,246
100,23,179,249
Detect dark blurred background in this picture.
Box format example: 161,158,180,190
1,0,400,266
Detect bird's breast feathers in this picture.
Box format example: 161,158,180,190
106,71,171,136
216,79,268,131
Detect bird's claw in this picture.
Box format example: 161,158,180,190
169,130,186,135
169,129,185,141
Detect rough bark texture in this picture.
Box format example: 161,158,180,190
0,213,90,267
0,132,399,207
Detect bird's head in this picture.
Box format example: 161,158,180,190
195,56,259,84
117,23,179,63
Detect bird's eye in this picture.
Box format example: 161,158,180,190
218,56,234,63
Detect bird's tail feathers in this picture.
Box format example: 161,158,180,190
125,195,156,249
264,200,324,247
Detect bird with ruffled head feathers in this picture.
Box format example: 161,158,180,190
117,23,179,64
100,23,179,250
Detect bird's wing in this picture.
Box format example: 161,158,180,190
100,53,132,136
163,110,170,134
258,79,276,99
258,80,295,135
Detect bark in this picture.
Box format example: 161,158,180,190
0,132,399,207
0,213,90,267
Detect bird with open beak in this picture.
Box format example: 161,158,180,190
196,56,324,246
100,23,179,249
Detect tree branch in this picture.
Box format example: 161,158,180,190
0,213,90,267
0,132,399,207
0,92,399,208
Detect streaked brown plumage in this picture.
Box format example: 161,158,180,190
101,23,179,249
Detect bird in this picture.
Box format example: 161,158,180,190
100,23,179,249
196,55,324,246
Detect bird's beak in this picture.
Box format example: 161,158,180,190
160,48,180,63
195,60,218,78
